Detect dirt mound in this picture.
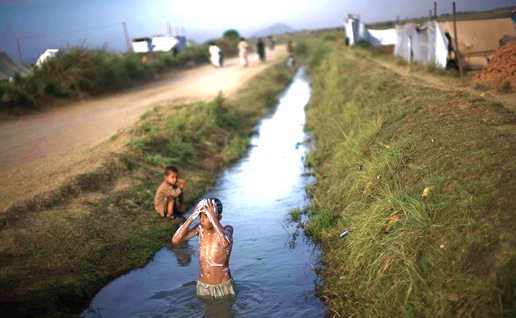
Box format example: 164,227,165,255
473,42,516,88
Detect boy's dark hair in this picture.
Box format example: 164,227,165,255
164,166,179,176
210,198,223,215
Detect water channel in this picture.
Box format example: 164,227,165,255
82,67,327,318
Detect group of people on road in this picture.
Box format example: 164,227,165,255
209,36,291,69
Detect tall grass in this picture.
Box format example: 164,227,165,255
304,41,515,317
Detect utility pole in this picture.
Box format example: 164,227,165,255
434,1,437,19
452,2,463,77
16,37,23,64
122,21,131,52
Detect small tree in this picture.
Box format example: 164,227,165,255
222,29,240,41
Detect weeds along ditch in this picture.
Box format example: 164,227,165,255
0,61,296,317
303,40,515,317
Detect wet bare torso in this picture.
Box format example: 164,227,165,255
197,226,233,285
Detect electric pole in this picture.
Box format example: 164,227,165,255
122,21,131,52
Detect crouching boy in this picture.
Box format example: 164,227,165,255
154,165,186,219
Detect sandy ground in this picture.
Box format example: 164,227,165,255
0,46,287,211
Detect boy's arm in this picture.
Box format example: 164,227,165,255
171,201,202,244
204,200,232,249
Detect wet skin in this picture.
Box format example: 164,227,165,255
172,199,233,285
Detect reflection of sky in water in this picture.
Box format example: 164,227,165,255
220,70,310,204
82,68,326,318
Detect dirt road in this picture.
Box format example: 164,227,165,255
0,47,287,210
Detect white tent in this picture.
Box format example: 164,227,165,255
151,36,178,52
345,17,396,46
132,36,186,53
132,37,152,53
36,49,59,67
394,20,449,68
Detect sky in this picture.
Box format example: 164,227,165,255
1,0,514,63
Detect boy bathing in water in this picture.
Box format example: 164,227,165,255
172,198,235,298
154,165,186,219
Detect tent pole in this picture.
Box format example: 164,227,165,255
16,37,23,64
452,2,463,77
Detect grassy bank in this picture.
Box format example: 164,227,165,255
303,40,515,317
0,60,295,317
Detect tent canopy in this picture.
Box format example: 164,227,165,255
0,52,30,80
394,20,449,68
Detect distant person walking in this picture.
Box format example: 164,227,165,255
287,40,296,67
268,36,276,50
256,38,266,62
209,42,221,68
238,37,250,67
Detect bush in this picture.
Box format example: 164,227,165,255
295,40,309,56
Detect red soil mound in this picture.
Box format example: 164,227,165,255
473,41,516,88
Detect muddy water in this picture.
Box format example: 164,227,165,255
82,67,327,318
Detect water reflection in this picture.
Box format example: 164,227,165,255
169,241,195,267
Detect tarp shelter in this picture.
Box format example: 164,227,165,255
0,52,30,80
439,18,515,67
394,20,449,68
173,36,187,52
345,17,397,46
36,49,60,67
132,37,152,53
151,36,178,52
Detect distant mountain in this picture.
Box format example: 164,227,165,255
251,23,296,38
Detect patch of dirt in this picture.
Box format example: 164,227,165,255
472,42,516,88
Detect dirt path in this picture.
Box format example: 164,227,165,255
0,46,287,211
375,59,516,112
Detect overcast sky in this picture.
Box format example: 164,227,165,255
1,0,514,63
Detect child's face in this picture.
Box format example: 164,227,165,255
199,213,221,230
164,172,178,185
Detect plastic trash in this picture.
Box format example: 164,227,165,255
339,229,352,238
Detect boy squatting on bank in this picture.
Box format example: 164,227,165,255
172,198,235,298
154,165,186,219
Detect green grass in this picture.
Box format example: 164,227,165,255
0,60,295,317
303,41,515,317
